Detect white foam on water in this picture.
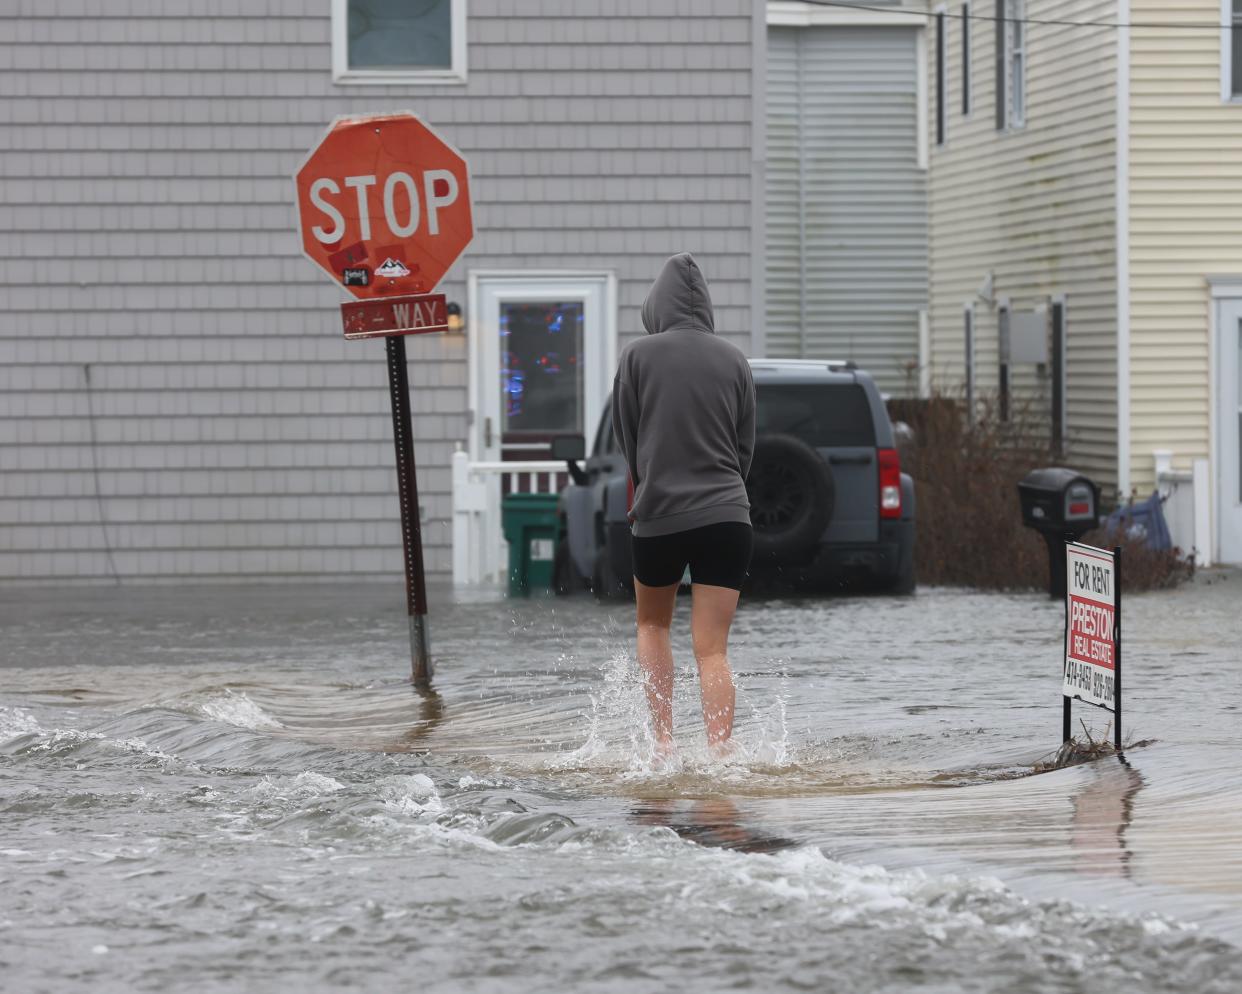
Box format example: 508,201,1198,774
457,774,503,789
17,725,181,766
110,736,180,763
245,770,346,803
350,775,516,853
617,836,1195,956
0,707,42,743
376,773,444,817
234,770,468,851
198,690,283,731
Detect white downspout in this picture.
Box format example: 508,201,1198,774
1116,1,1132,499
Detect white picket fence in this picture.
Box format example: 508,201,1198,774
1153,451,1211,567
451,449,564,586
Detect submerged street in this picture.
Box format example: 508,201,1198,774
2,576,1241,993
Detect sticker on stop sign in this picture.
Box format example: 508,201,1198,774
294,112,474,299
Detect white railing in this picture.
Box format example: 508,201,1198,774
451,448,564,586
1153,450,1211,567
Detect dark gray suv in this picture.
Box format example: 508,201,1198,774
553,359,916,596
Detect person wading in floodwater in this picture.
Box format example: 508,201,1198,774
612,252,756,759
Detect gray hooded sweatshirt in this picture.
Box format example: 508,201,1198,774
611,253,756,538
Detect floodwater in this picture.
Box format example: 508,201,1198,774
2,575,1242,993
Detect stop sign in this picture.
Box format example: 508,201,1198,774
294,112,473,299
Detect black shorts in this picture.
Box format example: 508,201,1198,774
630,521,753,590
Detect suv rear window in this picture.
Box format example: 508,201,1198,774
755,383,876,447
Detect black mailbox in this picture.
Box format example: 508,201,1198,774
1017,467,1101,597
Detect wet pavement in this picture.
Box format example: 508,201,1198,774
2,572,1241,992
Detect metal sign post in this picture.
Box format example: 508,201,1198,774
293,112,474,686
1061,542,1123,749
386,334,431,686
1114,549,1123,751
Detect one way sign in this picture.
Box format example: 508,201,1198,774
340,293,448,340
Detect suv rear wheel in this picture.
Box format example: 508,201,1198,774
746,433,835,564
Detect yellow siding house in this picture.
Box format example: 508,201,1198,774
927,0,1242,565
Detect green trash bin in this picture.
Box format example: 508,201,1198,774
501,492,561,597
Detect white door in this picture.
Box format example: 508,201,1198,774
1218,297,1242,564
469,273,616,463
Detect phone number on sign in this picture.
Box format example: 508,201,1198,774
1065,659,1114,704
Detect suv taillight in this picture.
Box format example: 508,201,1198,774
878,448,902,519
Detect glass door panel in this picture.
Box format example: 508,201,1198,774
500,300,585,456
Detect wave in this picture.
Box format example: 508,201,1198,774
197,690,284,731
0,706,42,744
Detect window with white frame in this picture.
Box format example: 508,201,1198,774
935,7,947,145
1231,0,1242,99
961,2,972,116
332,0,467,85
995,0,1025,129
1006,0,1025,127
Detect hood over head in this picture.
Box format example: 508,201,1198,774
641,252,715,335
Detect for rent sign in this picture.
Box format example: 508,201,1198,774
1062,543,1118,712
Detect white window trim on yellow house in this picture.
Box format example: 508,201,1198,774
332,0,468,86
1224,0,1242,101
1209,278,1242,565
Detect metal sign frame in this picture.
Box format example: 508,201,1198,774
1062,541,1122,750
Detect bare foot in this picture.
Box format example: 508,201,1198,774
708,738,736,763
651,738,678,770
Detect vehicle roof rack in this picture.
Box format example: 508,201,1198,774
749,358,858,371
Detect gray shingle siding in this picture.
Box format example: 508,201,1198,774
1,1,761,584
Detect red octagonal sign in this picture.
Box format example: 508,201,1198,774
294,112,473,299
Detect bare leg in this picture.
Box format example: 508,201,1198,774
634,578,679,754
690,583,740,752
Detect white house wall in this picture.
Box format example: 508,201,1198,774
927,0,1119,490
0,1,761,585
